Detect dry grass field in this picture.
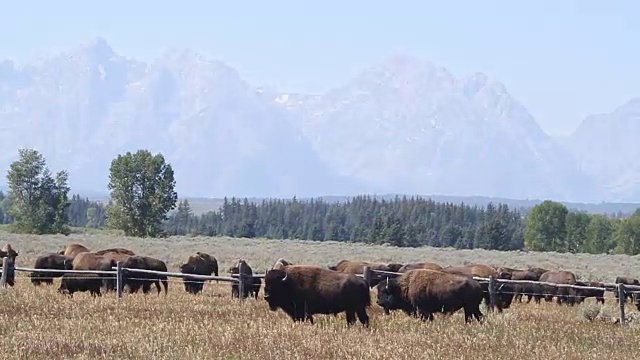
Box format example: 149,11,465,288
1,229,640,359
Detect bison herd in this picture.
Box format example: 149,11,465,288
2,242,640,327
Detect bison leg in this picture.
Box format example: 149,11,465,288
161,278,168,296
356,308,370,327
474,306,484,323
153,280,161,295
345,311,357,326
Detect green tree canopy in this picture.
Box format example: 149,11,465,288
614,212,640,255
106,150,178,237
5,148,70,234
524,200,568,252
583,214,616,254
565,212,590,253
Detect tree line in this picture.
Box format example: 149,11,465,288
2,148,639,256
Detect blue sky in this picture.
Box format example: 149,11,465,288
1,0,638,136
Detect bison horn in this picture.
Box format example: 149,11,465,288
281,273,288,282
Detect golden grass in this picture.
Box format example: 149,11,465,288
1,229,640,359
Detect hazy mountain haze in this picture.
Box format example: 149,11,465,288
0,2,638,201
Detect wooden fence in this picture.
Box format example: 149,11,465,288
2,257,640,324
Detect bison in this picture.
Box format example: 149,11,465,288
58,273,102,297
229,260,261,299
328,259,403,287
30,253,74,285
0,243,18,287
179,252,219,294
272,258,293,270
398,262,443,272
59,244,90,258
264,265,371,326
496,267,546,303
536,270,577,305
574,281,605,304
376,269,484,323
72,252,117,291
94,248,135,256
441,263,513,312
121,255,169,295
614,276,640,302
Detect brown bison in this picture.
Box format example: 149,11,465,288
496,267,547,303
59,244,90,258
574,281,605,304
58,273,102,297
94,248,136,256
398,262,443,272
30,253,74,285
376,269,484,323
264,265,371,326
0,243,18,287
536,270,577,305
121,256,169,295
328,259,403,287
272,258,293,270
615,276,640,302
72,252,117,291
229,260,261,299
441,263,513,312
179,252,219,294
94,248,135,286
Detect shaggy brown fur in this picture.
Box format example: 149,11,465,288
0,243,18,287
398,262,443,272
574,281,605,304
59,244,90,258
30,253,74,285
264,265,370,326
228,259,261,299
615,276,640,302
328,259,403,287
58,273,102,297
537,270,577,305
376,269,483,323
496,267,545,303
179,252,219,294
271,258,293,270
121,255,168,295
441,263,513,311
94,248,136,256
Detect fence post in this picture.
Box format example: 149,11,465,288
116,261,123,300
617,283,626,325
488,275,496,312
238,261,246,300
363,266,372,287
0,257,8,288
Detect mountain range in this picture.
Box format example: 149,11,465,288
0,38,637,202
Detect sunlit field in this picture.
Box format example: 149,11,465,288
1,229,640,359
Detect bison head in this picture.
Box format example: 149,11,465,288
179,263,195,274
496,282,515,309
375,277,411,315
263,269,293,311
386,263,404,273
63,257,74,270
